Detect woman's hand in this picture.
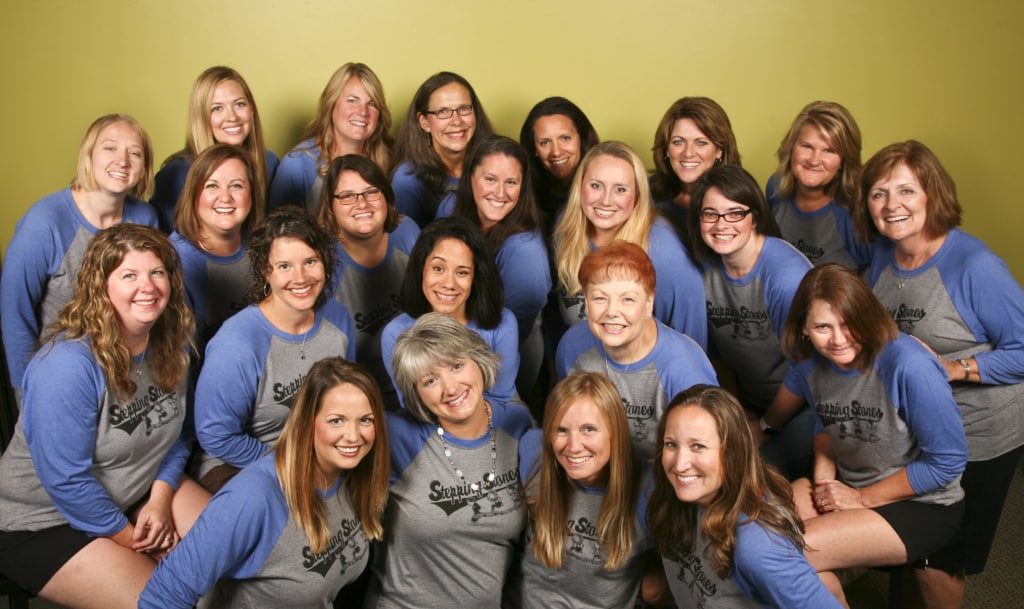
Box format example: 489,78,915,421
131,481,178,557
812,479,865,513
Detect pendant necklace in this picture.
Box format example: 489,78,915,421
135,342,149,377
436,402,497,492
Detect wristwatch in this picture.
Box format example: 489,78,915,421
759,417,780,436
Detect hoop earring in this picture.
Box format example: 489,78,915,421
263,282,271,298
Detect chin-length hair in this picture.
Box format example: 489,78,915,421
647,385,803,578
314,154,400,240
391,312,500,424
781,263,899,371
167,66,271,198
527,372,639,570
650,97,741,202
73,113,154,200
400,215,504,329
452,135,542,252
687,165,782,266
174,143,265,248
300,62,394,174
774,101,862,207
43,224,194,399
273,357,389,551
852,140,962,243
518,97,600,217
554,141,654,296
391,72,494,210
245,207,337,309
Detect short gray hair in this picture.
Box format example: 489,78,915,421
392,313,500,423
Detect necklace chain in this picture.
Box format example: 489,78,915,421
435,403,497,492
135,343,149,377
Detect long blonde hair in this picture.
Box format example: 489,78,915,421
526,372,639,570
554,141,654,296
274,357,389,551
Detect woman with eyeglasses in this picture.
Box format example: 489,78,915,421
314,154,420,410
767,101,870,270
390,71,494,227
269,63,393,212
687,165,813,480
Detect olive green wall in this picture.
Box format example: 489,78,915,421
2,1,1021,280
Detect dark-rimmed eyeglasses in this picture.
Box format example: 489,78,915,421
423,104,474,120
332,188,383,206
698,208,753,223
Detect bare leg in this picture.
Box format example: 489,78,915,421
38,538,156,609
817,570,850,608
171,477,211,535
791,477,820,521
803,508,907,570
911,567,965,609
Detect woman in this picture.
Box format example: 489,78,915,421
852,140,1024,607
390,71,494,227
269,63,393,212
555,241,716,460
650,96,741,247
315,154,420,410
1,113,159,391
648,384,843,608
519,96,600,234
380,216,520,406
687,164,813,478
364,313,533,608
193,207,356,492
554,141,706,349
171,143,264,352
152,66,277,232
444,135,551,395
779,264,967,605
141,357,389,609
767,101,869,269
0,224,210,608
507,372,649,609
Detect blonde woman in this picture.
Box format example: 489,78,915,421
553,141,705,349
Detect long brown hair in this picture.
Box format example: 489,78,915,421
173,143,265,248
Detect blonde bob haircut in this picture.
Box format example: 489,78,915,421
554,141,654,296
73,113,154,200
527,372,640,570
774,101,862,206
173,143,265,248
301,62,394,173
274,357,389,551
391,312,500,424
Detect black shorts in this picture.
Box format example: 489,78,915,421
918,445,1023,574
0,525,93,594
873,498,964,564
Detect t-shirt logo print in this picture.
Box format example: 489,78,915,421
428,468,522,518
303,518,367,577
109,386,179,436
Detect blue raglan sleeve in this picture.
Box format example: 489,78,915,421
323,299,358,362
391,162,431,228
764,240,811,340
733,522,844,609
517,428,543,481
268,146,317,211
554,321,589,380
487,309,522,404
496,231,552,343
379,315,411,407
783,362,822,434
23,343,129,537
649,220,707,350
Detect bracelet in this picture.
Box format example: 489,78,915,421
759,417,779,435
958,358,971,381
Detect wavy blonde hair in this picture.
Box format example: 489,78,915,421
554,141,654,296
774,101,861,206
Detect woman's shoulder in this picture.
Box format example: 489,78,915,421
16,188,76,228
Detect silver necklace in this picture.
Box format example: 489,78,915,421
299,328,310,359
135,343,149,376
435,402,497,492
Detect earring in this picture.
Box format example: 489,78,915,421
714,156,723,165
263,282,271,298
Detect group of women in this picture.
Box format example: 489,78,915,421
0,60,1019,609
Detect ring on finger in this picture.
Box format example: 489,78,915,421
819,498,826,507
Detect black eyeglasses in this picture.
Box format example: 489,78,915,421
332,188,383,206
423,104,474,120
699,208,753,223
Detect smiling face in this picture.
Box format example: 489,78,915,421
313,382,376,487
417,358,487,436
533,114,582,181
661,405,722,507
552,397,612,487
209,79,253,146
667,118,722,187
91,121,146,196
804,298,862,370
867,163,930,249
421,238,474,323
417,82,477,160
581,154,637,246
197,158,252,240
585,275,655,362
332,170,386,240
791,124,841,193
107,249,170,339
262,236,326,315
332,76,380,155
471,153,522,232
698,187,759,262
